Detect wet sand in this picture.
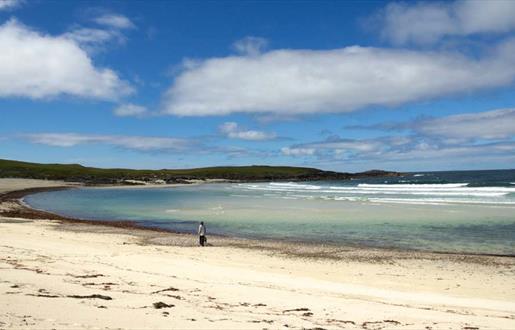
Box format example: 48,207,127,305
1,179,514,329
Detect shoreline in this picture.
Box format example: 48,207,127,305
2,184,514,260
1,178,515,329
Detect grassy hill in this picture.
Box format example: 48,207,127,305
0,158,400,184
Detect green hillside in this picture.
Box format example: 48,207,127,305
0,158,400,184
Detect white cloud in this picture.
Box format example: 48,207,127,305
377,0,515,45
308,139,385,153
113,136,191,151
232,36,268,56
0,0,21,11
319,141,515,172
219,122,276,140
114,103,148,117
282,135,515,165
26,133,193,151
284,136,407,158
349,108,515,142
27,133,98,147
62,13,135,53
282,108,515,166
23,132,271,159
415,108,515,140
63,27,125,51
0,19,132,100
162,39,515,116
94,14,135,30
281,147,315,156
371,141,515,162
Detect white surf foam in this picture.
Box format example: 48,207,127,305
243,184,514,197
358,183,469,188
270,182,321,190
237,181,515,205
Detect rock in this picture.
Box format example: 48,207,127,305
153,302,175,309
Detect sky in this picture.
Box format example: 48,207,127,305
1,0,515,172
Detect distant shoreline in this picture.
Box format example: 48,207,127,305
0,158,403,185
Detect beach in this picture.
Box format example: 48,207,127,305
1,179,515,329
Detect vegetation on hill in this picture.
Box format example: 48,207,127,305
0,158,401,184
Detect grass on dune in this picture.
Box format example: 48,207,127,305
0,158,336,182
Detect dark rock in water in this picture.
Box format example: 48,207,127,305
153,301,175,309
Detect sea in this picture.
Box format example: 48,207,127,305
24,169,515,255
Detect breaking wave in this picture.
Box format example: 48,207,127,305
236,181,515,205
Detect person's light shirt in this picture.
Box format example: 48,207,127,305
198,224,206,236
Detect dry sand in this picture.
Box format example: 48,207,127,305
0,179,514,329
0,178,78,194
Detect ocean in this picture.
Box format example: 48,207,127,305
24,169,515,255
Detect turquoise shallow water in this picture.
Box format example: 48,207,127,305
24,170,515,255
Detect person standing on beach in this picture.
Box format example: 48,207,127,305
198,221,206,246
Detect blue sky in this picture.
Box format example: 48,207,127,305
1,0,514,172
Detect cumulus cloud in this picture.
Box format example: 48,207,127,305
25,133,194,151
232,36,268,56
113,103,148,117
0,19,132,100
376,0,515,45
219,122,276,140
162,39,515,116
0,0,21,11
94,14,135,30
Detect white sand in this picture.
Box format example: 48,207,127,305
0,178,76,193
1,179,514,329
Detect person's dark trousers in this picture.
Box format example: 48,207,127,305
199,235,206,246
